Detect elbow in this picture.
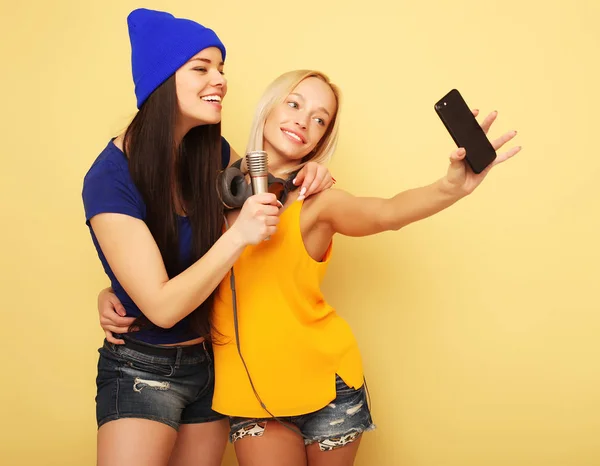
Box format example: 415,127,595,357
149,314,177,329
140,306,177,329
136,288,182,329
389,218,408,231
387,222,405,232
381,213,399,231
152,317,177,330
380,206,405,232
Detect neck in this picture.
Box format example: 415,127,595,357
174,120,193,148
263,142,299,179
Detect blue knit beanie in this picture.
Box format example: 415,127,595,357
127,8,227,108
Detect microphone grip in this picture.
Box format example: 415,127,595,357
250,175,269,195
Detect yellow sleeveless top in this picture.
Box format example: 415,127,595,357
211,200,364,417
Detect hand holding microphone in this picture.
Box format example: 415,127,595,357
231,151,280,245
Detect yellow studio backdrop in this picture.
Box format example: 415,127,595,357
1,0,598,464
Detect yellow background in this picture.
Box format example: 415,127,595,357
1,0,599,465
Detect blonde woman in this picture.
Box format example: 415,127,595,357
212,70,519,466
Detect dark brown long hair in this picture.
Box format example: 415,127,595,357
123,75,223,338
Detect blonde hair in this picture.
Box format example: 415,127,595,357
245,70,341,175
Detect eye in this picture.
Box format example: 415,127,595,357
219,70,225,76
314,117,326,126
287,101,299,109
193,67,207,73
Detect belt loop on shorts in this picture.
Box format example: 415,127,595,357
174,347,183,369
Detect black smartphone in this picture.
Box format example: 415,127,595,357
434,89,496,174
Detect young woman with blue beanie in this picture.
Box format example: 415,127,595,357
82,8,332,466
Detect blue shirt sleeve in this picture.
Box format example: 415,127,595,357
82,159,145,225
221,136,231,169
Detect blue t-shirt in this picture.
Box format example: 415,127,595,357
82,137,231,344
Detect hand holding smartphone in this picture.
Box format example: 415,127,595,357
434,89,496,174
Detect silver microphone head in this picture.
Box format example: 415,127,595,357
246,151,269,195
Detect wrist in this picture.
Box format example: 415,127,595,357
438,177,467,201
223,224,249,250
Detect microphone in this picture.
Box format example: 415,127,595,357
245,151,269,195
246,150,272,240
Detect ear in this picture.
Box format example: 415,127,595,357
218,167,252,209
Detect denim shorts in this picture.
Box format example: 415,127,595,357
96,337,225,430
229,375,376,451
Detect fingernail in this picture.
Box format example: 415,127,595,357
331,177,337,184
297,195,305,201
292,177,298,185
277,200,283,208
300,187,307,196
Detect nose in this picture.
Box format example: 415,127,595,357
210,69,226,88
294,113,308,130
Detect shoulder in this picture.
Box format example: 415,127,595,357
84,140,129,183
303,188,352,213
301,188,350,226
82,140,145,223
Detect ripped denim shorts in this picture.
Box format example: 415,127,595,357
229,375,376,451
96,338,225,430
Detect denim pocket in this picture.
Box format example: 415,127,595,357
123,355,174,377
